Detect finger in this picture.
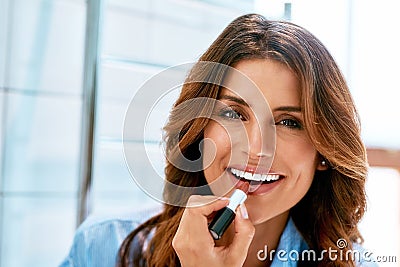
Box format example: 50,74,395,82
186,195,229,217
173,196,229,255
228,204,255,262
176,196,229,244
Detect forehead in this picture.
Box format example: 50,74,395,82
222,59,301,109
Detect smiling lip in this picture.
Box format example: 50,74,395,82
227,166,285,195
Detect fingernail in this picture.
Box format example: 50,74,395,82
218,197,229,201
240,204,248,219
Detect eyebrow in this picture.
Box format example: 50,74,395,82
219,94,302,113
273,106,302,113
219,94,249,107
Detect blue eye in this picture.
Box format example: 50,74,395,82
219,108,244,120
277,118,302,129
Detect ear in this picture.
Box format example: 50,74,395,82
316,156,329,171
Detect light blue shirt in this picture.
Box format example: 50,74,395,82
60,206,378,266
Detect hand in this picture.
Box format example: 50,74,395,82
172,195,255,267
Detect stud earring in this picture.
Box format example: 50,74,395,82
321,160,327,166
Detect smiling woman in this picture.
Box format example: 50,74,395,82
61,14,377,267
122,14,372,267
202,60,327,229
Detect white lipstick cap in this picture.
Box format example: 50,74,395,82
227,189,247,212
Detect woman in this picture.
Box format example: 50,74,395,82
61,14,375,267
118,13,374,267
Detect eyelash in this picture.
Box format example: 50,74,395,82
276,118,302,129
218,107,246,121
217,105,302,130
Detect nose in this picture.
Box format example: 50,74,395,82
246,122,273,159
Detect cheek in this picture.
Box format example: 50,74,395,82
276,134,319,173
203,122,231,181
246,137,318,225
272,135,318,205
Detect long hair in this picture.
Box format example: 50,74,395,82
118,14,367,267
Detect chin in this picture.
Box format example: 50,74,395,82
247,201,291,226
247,206,275,225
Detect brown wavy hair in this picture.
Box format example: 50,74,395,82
117,14,367,267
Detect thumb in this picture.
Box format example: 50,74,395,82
228,204,255,261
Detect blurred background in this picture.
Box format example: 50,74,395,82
0,0,399,266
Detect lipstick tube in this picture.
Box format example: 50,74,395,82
208,189,247,240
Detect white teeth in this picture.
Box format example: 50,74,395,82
244,172,252,180
229,168,282,182
231,168,238,176
254,174,261,181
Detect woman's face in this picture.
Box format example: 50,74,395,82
203,59,326,224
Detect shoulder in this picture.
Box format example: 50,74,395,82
272,219,380,266
352,243,380,267
59,204,162,267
